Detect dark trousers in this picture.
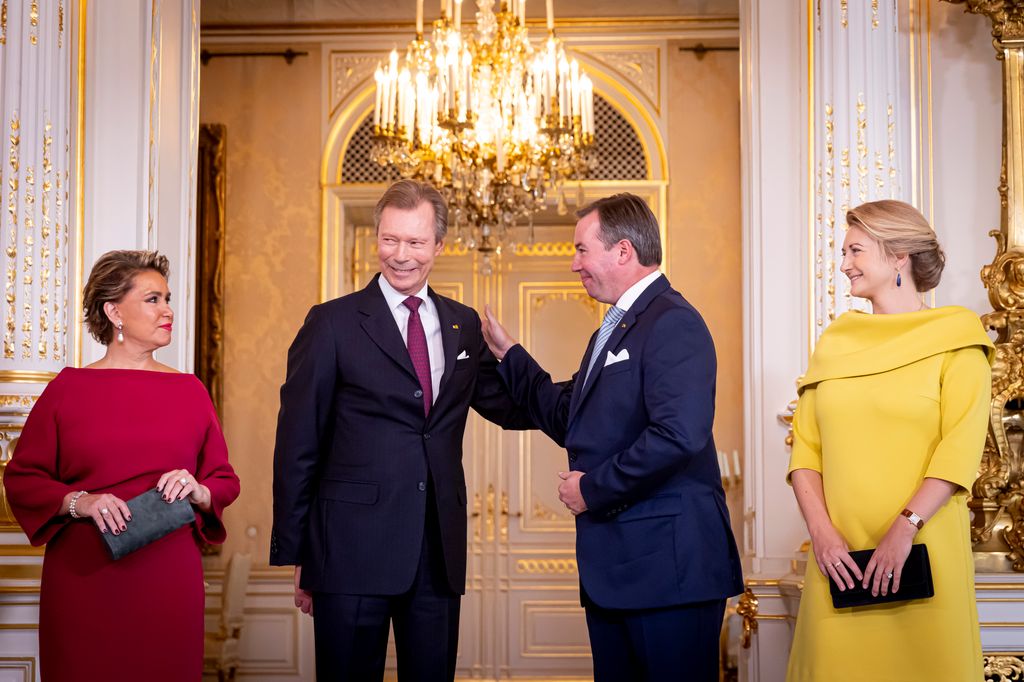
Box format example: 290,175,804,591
584,596,726,682
312,486,460,682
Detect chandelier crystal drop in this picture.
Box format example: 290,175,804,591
371,0,596,272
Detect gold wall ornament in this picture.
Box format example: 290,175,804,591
736,588,759,649
485,482,496,542
948,0,1024,571
985,655,1024,682
499,489,522,540
0,427,21,531
471,490,482,541
514,558,577,575
778,399,797,448
532,498,570,521
512,240,575,258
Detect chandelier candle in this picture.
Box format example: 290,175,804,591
371,0,596,273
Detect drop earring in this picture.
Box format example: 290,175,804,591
116,322,124,343
896,271,902,288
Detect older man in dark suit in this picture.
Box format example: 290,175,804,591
482,193,744,681
270,180,528,681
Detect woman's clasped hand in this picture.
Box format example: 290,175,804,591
73,492,130,535
155,468,212,510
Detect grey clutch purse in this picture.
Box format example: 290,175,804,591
100,488,195,560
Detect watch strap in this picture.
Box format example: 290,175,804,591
902,508,924,529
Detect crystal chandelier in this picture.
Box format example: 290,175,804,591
371,0,596,272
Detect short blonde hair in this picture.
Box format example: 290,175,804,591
83,250,170,344
845,200,945,292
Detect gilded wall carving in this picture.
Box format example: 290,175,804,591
949,0,1024,571
986,655,1024,682
580,46,660,113
329,53,379,115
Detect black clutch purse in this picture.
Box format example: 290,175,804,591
829,543,934,609
100,488,195,560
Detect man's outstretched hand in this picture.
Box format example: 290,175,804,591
482,305,517,361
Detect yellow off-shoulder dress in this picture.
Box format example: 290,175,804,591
786,306,993,682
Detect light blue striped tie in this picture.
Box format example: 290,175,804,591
584,305,625,386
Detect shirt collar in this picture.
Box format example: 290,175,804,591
378,274,430,312
614,270,662,312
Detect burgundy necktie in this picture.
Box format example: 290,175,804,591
403,296,433,416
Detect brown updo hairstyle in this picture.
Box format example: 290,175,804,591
82,250,170,345
845,200,946,292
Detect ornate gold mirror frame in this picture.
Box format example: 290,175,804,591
946,1,1024,573
195,124,226,418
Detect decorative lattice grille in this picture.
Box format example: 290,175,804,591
340,93,648,183
342,122,401,184
588,95,647,180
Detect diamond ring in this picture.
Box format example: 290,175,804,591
887,572,894,579
179,477,188,486
100,508,109,515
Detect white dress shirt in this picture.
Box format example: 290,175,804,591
378,275,445,402
614,269,663,312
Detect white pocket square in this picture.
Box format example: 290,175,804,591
604,348,630,366
457,350,470,360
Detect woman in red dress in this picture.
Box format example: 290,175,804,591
4,250,240,681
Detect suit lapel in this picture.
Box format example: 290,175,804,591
568,330,599,420
430,288,462,401
358,275,419,383
568,275,671,424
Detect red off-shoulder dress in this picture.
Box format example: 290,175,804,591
3,368,240,681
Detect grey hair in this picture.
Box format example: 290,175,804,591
373,179,449,242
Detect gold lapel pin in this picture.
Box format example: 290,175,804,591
620,323,627,328
452,323,460,329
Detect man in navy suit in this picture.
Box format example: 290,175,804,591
270,180,529,680
482,193,743,681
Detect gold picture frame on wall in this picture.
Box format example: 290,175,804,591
196,124,227,418
195,124,227,557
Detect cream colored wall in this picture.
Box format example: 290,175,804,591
665,45,743,524
199,45,324,564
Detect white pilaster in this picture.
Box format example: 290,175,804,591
80,0,200,371
810,0,930,339
0,0,73,467
0,0,72,379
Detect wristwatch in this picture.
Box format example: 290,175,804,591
901,508,924,529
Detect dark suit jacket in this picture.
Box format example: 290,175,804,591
270,274,528,595
499,275,743,609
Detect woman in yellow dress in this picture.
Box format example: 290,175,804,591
786,200,993,682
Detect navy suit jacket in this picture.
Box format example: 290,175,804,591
499,275,743,609
270,274,529,595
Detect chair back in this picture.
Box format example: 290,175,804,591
220,552,252,635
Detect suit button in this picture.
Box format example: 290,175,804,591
418,481,426,491
423,433,431,440
414,389,423,398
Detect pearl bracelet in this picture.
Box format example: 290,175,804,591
68,491,88,519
